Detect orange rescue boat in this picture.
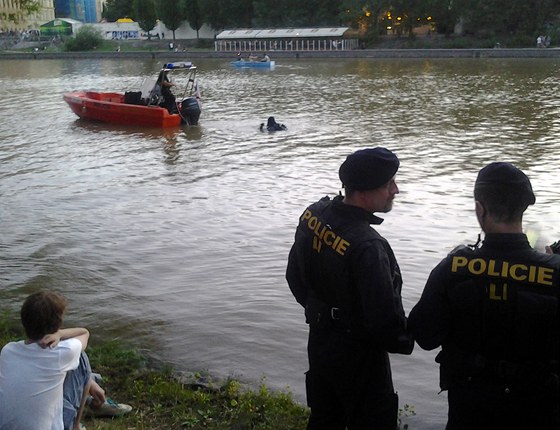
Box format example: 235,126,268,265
63,62,201,128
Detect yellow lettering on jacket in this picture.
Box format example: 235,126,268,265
450,256,555,287
300,209,350,256
489,282,508,301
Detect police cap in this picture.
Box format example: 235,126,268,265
475,162,536,205
339,147,399,190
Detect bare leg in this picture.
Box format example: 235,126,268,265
73,378,93,430
88,379,106,409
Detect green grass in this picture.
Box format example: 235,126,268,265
1,312,416,429
0,313,309,429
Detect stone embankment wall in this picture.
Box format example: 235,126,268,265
1,48,559,60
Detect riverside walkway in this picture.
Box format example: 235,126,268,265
2,47,560,60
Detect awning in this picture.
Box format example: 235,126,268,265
216,27,349,40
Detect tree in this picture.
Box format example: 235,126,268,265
386,0,427,37
253,0,295,27
340,1,387,35
1,0,40,24
185,0,203,39
134,0,157,39
102,0,134,22
254,0,341,27
296,0,342,26
199,0,252,32
460,0,560,37
158,0,185,40
199,0,226,31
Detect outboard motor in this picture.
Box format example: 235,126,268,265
180,97,201,125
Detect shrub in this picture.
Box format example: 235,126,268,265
65,25,104,51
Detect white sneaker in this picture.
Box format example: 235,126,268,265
89,398,132,417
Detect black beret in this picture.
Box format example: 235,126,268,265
475,162,535,205
339,147,399,190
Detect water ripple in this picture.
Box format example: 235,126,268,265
2,57,560,429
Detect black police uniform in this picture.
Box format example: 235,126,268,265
409,233,560,429
287,195,411,430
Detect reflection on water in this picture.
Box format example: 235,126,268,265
1,57,560,429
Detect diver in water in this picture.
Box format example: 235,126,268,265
260,116,287,132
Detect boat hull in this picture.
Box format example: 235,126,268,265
63,91,183,128
231,60,275,68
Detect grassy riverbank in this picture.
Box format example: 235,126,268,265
0,312,309,430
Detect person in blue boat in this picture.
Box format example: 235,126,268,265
286,148,414,430
260,116,286,132
260,53,270,62
0,290,132,430
409,162,560,430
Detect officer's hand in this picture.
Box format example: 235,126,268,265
547,240,560,254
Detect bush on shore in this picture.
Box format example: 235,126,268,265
64,25,105,52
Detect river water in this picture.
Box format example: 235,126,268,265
1,57,559,429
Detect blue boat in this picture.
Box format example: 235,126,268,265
231,60,275,69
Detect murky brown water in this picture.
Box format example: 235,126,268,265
1,57,559,428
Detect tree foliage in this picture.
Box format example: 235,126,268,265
252,0,340,27
18,0,40,15
158,0,185,39
102,0,133,22
460,0,560,36
134,0,158,37
64,25,104,51
2,0,40,24
199,0,253,31
198,0,226,30
98,0,560,42
184,0,204,38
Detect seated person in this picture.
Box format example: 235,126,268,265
260,116,287,132
0,291,131,430
157,68,177,113
261,53,271,62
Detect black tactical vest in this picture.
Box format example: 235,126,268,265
443,241,560,385
294,196,399,334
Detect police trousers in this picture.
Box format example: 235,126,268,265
305,327,398,430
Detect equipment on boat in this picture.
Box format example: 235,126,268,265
63,62,201,128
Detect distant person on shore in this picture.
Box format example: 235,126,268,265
409,162,560,430
0,290,132,430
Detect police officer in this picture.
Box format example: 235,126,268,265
157,67,176,113
409,162,560,429
286,147,413,430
